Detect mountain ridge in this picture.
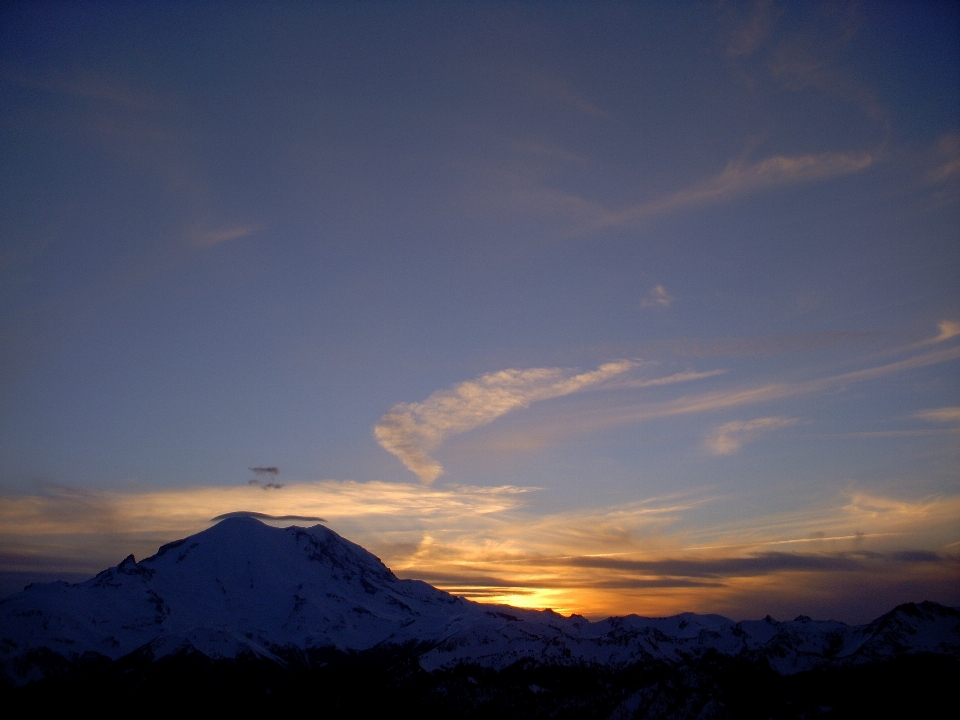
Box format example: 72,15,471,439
2,517,957,690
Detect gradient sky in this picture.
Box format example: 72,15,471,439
1,1,958,622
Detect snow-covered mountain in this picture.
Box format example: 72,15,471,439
1,517,957,687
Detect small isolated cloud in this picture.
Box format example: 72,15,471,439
706,416,798,455
374,361,635,483
913,407,960,424
641,284,674,308
250,467,279,476
248,467,279,487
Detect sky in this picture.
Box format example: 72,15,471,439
1,1,958,623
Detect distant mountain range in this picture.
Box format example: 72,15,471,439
2,517,957,717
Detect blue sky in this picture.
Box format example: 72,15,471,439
1,1,958,621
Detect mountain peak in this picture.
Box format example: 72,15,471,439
2,520,957,689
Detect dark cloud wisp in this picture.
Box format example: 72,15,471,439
560,551,950,578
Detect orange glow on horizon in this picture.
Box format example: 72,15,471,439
1,480,957,620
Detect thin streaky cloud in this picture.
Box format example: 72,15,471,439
24,68,260,252
374,361,635,484
706,416,798,455
816,429,959,439
510,140,592,166
556,550,943,578
631,331,886,359
685,532,902,552
926,133,960,184
723,1,891,134
488,149,874,237
473,331,960,450
768,31,891,130
9,69,257,272
0,481,535,539
499,175,608,230
624,369,727,388
650,343,960,421
509,68,609,118
679,491,960,552
821,345,960,387
5,69,162,109
602,151,874,227
192,223,263,247
913,407,960,423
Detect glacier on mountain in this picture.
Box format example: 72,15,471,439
1,517,957,687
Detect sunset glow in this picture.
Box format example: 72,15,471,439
1,2,957,622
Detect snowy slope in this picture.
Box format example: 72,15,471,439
0,518,468,664
416,601,959,673
1,517,957,685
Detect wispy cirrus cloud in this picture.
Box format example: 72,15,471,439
625,369,727,388
913,407,960,424
722,1,890,132
9,69,261,253
603,151,874,226
466,324,960,453
706,416,798,455
929,320,960,344
926,133,960,184
510,150,875,236
768,42,888,127
725,0,779,58
374,361,635,484
4,69,162,109
191,222,263,247
507,67,609,118
632,331,886,359
373,321,915,484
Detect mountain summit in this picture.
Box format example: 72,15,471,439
2,517,958,710
1,517,474,668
